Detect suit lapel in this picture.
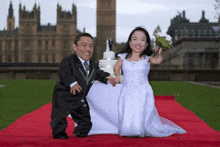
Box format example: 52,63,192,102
88,60,94,77
71,54,87,80
86,60,96,85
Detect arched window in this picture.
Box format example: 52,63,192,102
45,40,48,50
45,54,49,63
38,54,42,63
8,22,12,30
7,54,12,62
52,54,55,63
7,40,12,51
52,40,56,50
63,24,69,34
25,40,31,50
26,24,31,33
25,40,32,62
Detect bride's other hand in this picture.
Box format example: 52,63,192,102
115,76,121,84
106,75,117,87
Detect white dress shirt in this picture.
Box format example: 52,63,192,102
70,56,89,88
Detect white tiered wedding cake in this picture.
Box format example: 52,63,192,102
98,40,123,83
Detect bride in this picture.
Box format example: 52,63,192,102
86,26,186,137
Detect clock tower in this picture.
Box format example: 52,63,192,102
94,0,116,61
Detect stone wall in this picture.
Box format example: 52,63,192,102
0,63,219,81
155,38,220,70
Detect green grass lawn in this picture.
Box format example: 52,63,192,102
0,79,56,130
0,80,219,132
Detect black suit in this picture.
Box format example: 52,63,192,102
50,53,110,137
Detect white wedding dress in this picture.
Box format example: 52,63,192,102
85,53,186,137
117,53,186,137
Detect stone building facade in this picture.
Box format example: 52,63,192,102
154,11,220,70
0,0,122,64
0,1,77,63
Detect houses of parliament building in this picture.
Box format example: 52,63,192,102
0,1,219,81
0,0,118,63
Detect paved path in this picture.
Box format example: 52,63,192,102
0,84,4,87
187,81,220,89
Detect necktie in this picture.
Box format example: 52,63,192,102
83,61,89,76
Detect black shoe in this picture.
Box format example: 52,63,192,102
53,134,69,139
73,132,88,137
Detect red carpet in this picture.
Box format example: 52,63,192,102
0,96,219,147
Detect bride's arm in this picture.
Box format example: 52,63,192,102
149,48,163,64
113,58,123,83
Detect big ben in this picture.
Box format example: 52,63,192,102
94,0,116,62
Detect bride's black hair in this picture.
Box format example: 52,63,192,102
116,26,153,59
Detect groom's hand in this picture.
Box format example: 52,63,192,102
70,83,82,95
106,75,117,87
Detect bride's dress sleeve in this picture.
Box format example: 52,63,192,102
117,53,127,60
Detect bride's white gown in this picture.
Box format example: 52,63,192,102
117,53,186,137
86,53,186,137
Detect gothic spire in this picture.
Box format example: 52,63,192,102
8,0,14,18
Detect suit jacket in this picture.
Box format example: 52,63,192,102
52,53,110,109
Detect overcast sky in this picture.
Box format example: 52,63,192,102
0,0,218,43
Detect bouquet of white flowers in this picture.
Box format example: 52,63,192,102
153,35,172,58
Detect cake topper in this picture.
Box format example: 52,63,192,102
106,39,110,52
108,39,113,51
106,39,113,52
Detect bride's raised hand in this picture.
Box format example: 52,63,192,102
157,48,162,54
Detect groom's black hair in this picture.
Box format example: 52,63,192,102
116,26,153,59
74,33,94,46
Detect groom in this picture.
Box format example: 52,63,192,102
50,33,116,139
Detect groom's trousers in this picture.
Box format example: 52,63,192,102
50,102,92,137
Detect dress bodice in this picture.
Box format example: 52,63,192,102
118,53,151,86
